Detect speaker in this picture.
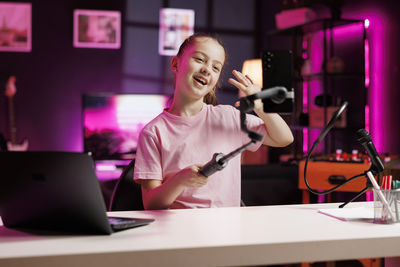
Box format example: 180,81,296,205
262,50,294,113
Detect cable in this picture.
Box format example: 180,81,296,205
303,132,366,195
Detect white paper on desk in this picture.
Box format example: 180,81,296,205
318,207,374,221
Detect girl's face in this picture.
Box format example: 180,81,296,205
173,37,225,102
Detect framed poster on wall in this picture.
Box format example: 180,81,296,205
158,8,194,56
0,2,32,52
73,9,121,49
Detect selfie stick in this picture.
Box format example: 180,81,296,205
199,87,288,177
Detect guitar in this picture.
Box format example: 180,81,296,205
4,76,29,151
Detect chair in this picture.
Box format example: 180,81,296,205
108,160,144,211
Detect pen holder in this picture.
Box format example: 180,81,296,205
373,188,400,224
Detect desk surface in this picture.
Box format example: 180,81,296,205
1,202,400,267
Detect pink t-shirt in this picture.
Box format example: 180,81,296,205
133,104,267,209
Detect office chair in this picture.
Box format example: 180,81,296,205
108,160,144,211
0,133,7,151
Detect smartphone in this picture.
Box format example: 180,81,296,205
262,50,294,113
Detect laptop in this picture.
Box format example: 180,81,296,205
0,151,154,235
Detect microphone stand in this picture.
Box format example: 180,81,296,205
338,172,372,208
199,87,288,177
339,129,385,209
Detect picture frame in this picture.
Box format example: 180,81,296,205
73,9,121,49
0,2,32,52
158,8,194,56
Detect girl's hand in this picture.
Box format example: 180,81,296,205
175,165,209,188
228,70,263,110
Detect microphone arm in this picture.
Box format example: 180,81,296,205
199,86,288,177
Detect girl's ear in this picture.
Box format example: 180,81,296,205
171,56,178,72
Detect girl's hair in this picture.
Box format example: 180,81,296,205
176,33,226,106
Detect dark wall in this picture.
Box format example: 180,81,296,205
0,0,272,152
0,0,124,151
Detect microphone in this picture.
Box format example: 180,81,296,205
239,86,288,113
356,129,384,174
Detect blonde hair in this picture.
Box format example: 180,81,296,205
176,33,226,106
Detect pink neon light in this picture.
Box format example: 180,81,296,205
365,105,370,133
367,15,385,151
96,163,117,171
302,81,308,111
303,128,309,154
302,38,308,60
116,95,166,130
364,19,370,29
302,71,308,153
364,39,370,88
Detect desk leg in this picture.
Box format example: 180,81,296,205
302,190,310,204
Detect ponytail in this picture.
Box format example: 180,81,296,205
203,89,218,106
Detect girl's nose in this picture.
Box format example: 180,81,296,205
200,64,211,75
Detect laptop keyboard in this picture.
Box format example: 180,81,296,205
108,217,137,229
107,216,154,231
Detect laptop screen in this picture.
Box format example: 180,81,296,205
0,152,118,234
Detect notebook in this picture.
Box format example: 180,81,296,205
0,151,154,235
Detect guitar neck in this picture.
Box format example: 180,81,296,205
8,97,17,144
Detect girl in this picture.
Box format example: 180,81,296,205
134,33,293,210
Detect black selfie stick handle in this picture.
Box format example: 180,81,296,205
199,140,255,177
199,153,227,177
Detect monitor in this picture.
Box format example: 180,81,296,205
82,93,169,161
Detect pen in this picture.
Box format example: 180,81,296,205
393,179,400,222
367,171,396,222
382,175,393,222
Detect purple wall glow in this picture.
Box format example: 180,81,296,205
300,1,400,155
342,2,397,153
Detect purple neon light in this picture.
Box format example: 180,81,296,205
364,39,370,88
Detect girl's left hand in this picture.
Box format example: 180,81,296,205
228,70,263,110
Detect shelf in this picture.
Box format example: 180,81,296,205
268,18,364,36
266,17,366,159
290,125,359,131
295,72,364,81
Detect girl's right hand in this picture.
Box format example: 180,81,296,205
175,165,209,188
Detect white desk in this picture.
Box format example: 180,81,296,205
1,202,400,267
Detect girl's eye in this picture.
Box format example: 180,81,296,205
213,66,220,72
195,57,204,62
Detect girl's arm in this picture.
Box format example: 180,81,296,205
252,108,294,147
139,165,208,210
228,70,294,147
